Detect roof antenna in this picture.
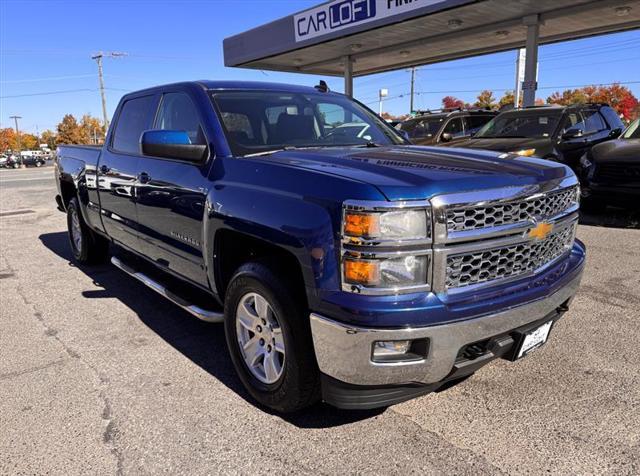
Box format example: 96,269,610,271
315,80,329,93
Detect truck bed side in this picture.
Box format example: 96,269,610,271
55,145,105,234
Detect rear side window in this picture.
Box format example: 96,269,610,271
112,95,156,154
155,92,206,145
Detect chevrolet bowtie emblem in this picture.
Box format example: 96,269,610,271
528,222,554,240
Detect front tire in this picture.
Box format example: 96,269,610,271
224,262,320,412
67,197,110,264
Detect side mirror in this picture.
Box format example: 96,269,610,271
609,127,623,139
562,128,583,140
440,132,453,143
140,130,208,162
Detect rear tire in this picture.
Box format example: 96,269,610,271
67,197,110,264
224,262,320,413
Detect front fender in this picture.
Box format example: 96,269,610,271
203,183,338,304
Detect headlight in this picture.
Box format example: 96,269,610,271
511,149,536,157
342,201,432,294
343,254,429,289
343,208,429,242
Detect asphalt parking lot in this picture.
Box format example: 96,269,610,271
1,166,639,475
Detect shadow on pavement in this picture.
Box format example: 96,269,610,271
39,231,384,428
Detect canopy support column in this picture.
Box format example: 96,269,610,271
522,15,540,108
344,55,353,98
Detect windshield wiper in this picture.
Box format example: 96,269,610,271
243,146,298,158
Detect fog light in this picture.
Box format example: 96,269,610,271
373,340,411,358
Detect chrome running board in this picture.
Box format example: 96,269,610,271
111,256,224,323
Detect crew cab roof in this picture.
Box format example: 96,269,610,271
120,81,335,98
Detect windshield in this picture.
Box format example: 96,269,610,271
210,90,405,156
622,119,639,139
475,111,562,139
400,117,444,139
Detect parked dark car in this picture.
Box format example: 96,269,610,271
442,104,625,168
22,155,47,167
399,108,497,146
578,118,639,209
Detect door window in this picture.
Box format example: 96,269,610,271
442,118,464,138
155,92,206,145
465,115,494,135
580,110,606,134
112,95,156,154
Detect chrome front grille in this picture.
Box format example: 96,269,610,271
446,185,578,233
431,177,580,294
445,224,576,289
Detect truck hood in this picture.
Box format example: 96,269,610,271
440,137,553,153
251,145,570,201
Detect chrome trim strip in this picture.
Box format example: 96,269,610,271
310,267,583,386
111,256,224,323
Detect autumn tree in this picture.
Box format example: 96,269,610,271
442,96,465,109
499,91,517,109
40,130,57,149
547,84,638,121
474,90,497,109
56,114,84,145
20,133,39,150
0,128,18,153
79,114,106,144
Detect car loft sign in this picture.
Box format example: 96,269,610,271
294,0,446,42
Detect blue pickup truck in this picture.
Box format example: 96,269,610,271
55,81,585,412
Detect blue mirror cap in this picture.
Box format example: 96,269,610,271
141,129,191,145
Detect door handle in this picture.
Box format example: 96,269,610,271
137,172,151,184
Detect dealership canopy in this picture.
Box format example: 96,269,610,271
224,0,640,105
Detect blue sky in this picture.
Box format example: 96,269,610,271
1,0,639,134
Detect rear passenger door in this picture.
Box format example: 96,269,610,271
134,90,212,288
99,94,158,250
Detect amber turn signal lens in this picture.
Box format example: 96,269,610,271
344,212,380,237
344,259,380,285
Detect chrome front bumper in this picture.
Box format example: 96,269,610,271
310,269,583,386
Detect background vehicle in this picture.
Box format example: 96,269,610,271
1,154,21,168
55,81,585,412
443,104,625,168
22,155,47,167
579,118,640,210
399,108,497,146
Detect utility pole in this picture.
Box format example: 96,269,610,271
91,51,127,130
409,67,416,114
9,115,22,167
